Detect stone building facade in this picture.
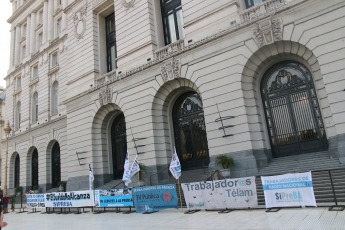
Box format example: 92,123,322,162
2,0,345,192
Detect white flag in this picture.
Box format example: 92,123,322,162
130,155,140,177
122,151,131,186
89,163,94,190
169,148,182,179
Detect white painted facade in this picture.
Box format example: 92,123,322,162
2,0,345,192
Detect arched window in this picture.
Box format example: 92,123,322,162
261,61,328,158
32,92,38,123
51,142,61,188
15,102,21,130
172,92,209,170
51,81,58,115
14,154,20,187
32,148,39,188
111,113,127,179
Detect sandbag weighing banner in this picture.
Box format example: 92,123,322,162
261,171,317,208
181,177,258,210
133,184,178,213
94,188,133,207
26,194,46,209
45,190,94,208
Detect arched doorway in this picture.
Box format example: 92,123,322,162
32,148,39,188
14,154,20,187
51,142,61,187
261,61,328,158
111,113,127,179
172,92,209,170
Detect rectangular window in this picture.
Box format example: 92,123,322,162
16,77,21,89
245,0,266,8
38,32,43,47
56,18,62,37
38,10,43,25
105,13,116,72
32,65,38,79
22,23,27,38
161,0,185,45
51,52,58,67
22,45,26,59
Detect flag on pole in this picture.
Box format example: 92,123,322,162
122,151,131,186
169,147,182,179
130,155,140,177
89,163,94,190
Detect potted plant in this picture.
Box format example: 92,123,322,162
58,181,67,192
137,163,147,186
14,186,23,196
216,154,234,178
32,185,40,193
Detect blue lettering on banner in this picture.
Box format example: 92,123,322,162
263,181,313,191
133,184,178,213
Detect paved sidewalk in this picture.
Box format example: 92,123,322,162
3,207,345,230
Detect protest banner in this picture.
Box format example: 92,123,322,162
181,177,258,210
94,188,133,207
133,184,178,213
261,171,317,208
45,190,94,208
26,194,46,209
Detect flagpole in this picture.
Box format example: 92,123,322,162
138,172,140,187
178,178,183,210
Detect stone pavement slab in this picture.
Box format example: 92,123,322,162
3,207,345,230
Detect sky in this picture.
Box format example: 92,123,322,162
0,1,12,88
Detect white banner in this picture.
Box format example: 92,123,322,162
122,151,131,186
261,172,317,208
182,177,258,210
45,190,94,208
130,155,140,177
26,194,46,209
169,149,181,180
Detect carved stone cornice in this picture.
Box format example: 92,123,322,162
121,0,135,9
253,18,282,48
99,87,112,106
161,59,181,83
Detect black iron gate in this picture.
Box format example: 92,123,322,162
111,113,127,179
32,148,39,188
261,62,328,157
173,92,209,169
52,142,61,188
14,154,20,187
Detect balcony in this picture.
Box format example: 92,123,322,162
154,39,185,60
240,0,289,22
95,69,118,88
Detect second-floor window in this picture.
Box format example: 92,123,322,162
32,65,38,79
51,81,59,115
16,76,21,89
32,92,38,123
51,52,59,67
106,13,116,72
56,18,62,37
245,0,265,8
161,0,185,45
16,102,21,130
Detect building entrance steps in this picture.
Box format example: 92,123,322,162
256,151,343,176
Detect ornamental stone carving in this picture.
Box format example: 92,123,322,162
99,87,112,106
161,59,181,83
253,18,282,47
74,4,87,40
121,0,135,9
